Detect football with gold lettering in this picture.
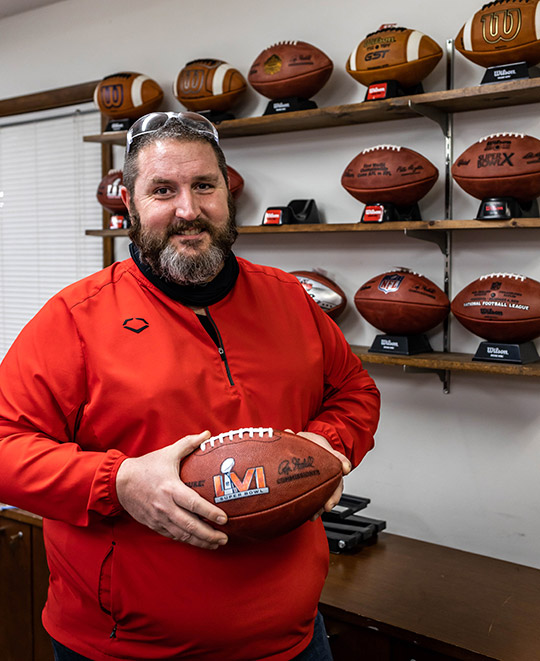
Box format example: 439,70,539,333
180,428,342,541
452,133,540,202
248,41,333,100
346,26,442,88
455,0,540,68
452,273,540,343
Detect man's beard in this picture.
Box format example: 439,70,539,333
128,199,238,285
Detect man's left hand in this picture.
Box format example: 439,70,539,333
287,430,351,521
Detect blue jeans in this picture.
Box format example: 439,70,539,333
51,612,333,660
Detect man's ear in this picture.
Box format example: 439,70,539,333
120,185,130,209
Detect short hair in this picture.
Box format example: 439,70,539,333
122,118,229,198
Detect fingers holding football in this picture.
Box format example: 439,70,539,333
115,431,228,548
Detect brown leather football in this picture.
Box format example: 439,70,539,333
96,170,127,214
180,428,342,541
93,72,163,120
342,145,439,206
455,0,540,68
452,133,540,202
451,272,540,343
346,26,442,88
173,59,247,112
248,41,333,100
354,269,450,335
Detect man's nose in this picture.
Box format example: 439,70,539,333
174,189,199,220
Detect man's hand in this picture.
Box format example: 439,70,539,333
116,431,228,550
288,430,351,521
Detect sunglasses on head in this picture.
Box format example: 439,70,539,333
125,111,220,154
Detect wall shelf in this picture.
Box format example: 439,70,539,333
352,346,540,377
82,77,540,146
85,217,540,238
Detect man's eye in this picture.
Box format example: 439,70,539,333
196,182,213,191
154,187,171,195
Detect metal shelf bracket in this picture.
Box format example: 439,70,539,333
403,365,451,394
404,229,447,253
408,101,449,135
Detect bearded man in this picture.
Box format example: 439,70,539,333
0,111,380,661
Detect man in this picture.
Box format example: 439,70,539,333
0,111,380,660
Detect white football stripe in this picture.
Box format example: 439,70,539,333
406,30,423,62
463,17,473,52
536,1,540,39
349,44,360,71
131,74,150,108
212,63,232,95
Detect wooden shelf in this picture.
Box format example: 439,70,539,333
85,218,540,238
83,78,540,146
352,345,540,377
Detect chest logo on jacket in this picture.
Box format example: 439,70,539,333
213,457,269,503
123,317,150,334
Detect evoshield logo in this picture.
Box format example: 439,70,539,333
213,458,269,503
123,318,149,334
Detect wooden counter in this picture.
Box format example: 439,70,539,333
320,532,540,660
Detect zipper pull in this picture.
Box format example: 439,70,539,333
110,624,117,639
218,347,226,360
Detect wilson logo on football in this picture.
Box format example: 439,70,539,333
99,84,125,109
481,9,522,44
378,274,404,294
179,70,205,94
213,457,269,503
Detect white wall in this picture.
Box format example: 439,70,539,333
1,0,539,568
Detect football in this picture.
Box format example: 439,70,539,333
248,41,333,100
452,133,540,202
173,59,247,113
180,427,342,541
93,72,163,120
455,0,540,68
451,272,540,343
346,26,443,88
354,268,450,335
342,145,439,206
226,165,244,199
291,271,347,320
96,169,127,214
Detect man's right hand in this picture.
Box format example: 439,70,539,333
115,431,228,550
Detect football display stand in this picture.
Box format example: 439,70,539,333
262,199,321,226
104,118,134,132
473,340,540,365
322,494,386,554
263,97,318,115
369,333,433,356
361,201,422,223
476,197,540,221
109,214,130,230
364,80,423,102
481,62,540,85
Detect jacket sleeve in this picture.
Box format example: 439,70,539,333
303,295,381,468
0,296,126,525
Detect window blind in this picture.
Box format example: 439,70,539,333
0,109,103,359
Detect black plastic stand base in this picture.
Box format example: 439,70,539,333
262,199,321,226
481,61,540,85
105,118,133,132
197,110,236,124
322,494,386,554
476,197,539,220
362,201,422,223
369,333,433,355
364,79,424,101
473,340,540,364
263,97,317,115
